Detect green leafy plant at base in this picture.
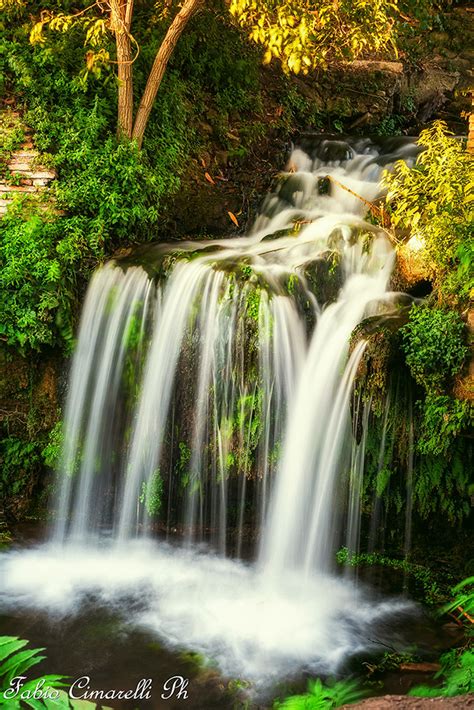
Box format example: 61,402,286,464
0,635,100,708
409,649,474,698
274,677,367,709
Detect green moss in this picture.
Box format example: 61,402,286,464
245,287,261,322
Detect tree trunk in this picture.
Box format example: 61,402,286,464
468,90,474,155
132,0,202,148
111,0,134,139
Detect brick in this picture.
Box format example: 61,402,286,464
10,151,39,160
29,171,56,180
0,184,36,193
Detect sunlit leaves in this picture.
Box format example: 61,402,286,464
384,121,474,300
31,13,110,48
230,0,403,73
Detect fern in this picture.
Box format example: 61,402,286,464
274,677,367,709
0,636,99,709
409,650,474,698
442,576,474,624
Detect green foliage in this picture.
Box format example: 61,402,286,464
177,441,191,489
286,273,299,295
396,304,472,521
337,547,444,605
41,418,64,470
245,286,261,321
400,305,468,393
0,635,100,708
235,389,263,475
139,469,163,518
231,0,410,74
409,649,474,698
0,437,41,499
0,110,24,167
417,394,472,457
0,18,189,351
171,7,261,116
413,445,471,524
410,577,474,698
1,210,77,350
274,677,367,710
0,635,66,708
384,121,474,301
442,576,474,624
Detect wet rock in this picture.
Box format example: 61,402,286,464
318,139,354,162
278,173,312,205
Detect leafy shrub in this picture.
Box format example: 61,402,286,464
409,577,474,698
384,121,474,301
0,211,77,350
400,305,468,393
409,649,474,698
0,34,188,351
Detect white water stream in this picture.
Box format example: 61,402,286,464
0,135,420,686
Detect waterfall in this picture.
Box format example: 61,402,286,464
51,135,419,562
0,135,422,686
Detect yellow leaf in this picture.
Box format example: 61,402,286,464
205,172,216,185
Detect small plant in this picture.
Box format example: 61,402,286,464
41,418,64,470
139,469,163,518
409,649,474,698
274,677,367,709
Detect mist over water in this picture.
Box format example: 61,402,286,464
0,135,421,687
0,541,415,684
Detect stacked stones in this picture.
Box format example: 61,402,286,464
0,117,56,217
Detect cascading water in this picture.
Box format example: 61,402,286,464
0,135,422,688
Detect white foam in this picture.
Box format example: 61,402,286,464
0,541,413,685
